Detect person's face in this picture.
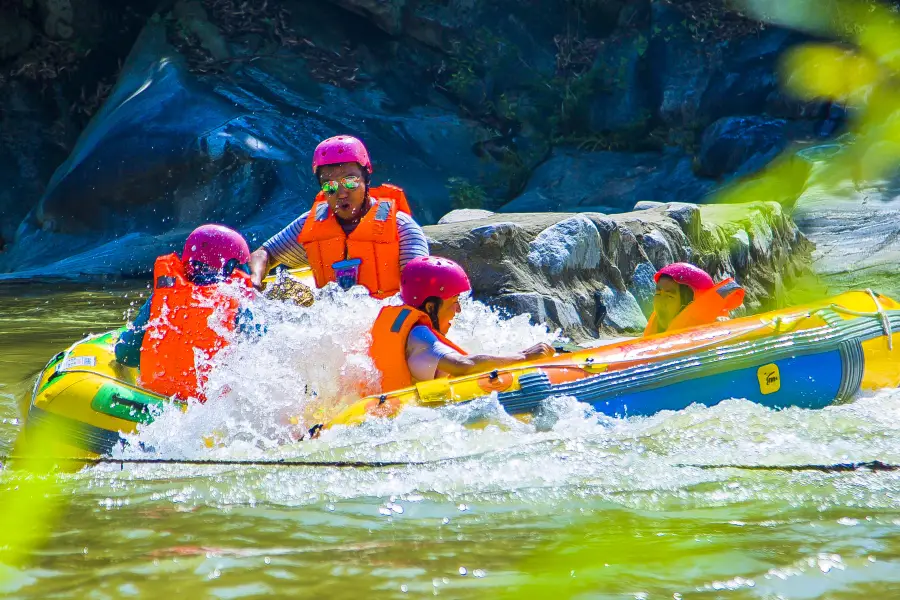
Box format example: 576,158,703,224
436,295,462,335
318,162,366,222
653,277,684,329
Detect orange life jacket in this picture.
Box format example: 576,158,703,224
370,305,468,392
644,278,745,336
139,253,253,402
297,184,412,299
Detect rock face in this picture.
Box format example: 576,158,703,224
0,0,842,275
0,16,498,273
697,116,790,179
427,201,813,340
0,11,33,60
500,148,717,213
324,0,406,35
0,81,70,249
791,145,900,298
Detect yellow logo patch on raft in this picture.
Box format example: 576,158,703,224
757,364,781,395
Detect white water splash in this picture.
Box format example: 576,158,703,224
119,284,561,459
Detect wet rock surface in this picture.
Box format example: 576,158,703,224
428,201,813,340
791,151,900,298
1,198,813,343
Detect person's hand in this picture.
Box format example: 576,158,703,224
522,342,555,361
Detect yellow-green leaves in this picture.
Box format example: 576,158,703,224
780,45,879,104
0,419,70,575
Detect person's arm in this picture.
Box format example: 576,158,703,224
248,248,271,289
114,296,153,367
406,326,554,381
396,212,429,269
436,343,554,378
251,212,312,288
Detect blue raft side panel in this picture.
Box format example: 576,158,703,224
588,350,845,417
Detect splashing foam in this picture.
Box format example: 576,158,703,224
119,285,561,459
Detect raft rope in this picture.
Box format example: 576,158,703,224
677,460,900,473
828,289,893,350
2,455,899,473
0,455,447,469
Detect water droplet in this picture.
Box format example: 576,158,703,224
264,557,271,565
400,585,408,593
473,569,486,578
442,517,450,525
459,567,467,576
83,547,88,554
457,503,468,512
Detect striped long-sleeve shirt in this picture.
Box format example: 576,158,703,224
262,210,429,269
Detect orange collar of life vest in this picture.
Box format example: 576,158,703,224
644,278,745,336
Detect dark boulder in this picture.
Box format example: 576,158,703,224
697,116,790,179
499,148,717,214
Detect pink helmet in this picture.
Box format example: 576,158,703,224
182,224,251,277
312,135,372,175
654,262,715,292
401,256,471,306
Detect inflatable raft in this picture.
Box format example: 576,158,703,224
22,288,900,457
326,290,900,428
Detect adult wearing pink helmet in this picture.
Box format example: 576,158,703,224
115,225,256,402
248,135,429,298
644,262,745,336
369,256,554,391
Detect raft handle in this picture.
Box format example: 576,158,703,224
829,289,894,351
109,394,153,416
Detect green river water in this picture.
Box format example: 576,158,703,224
3,282,900,599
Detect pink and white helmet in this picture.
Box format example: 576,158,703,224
401,256,471,306
654,262,715,292
182,224,250,277
312,135,372,174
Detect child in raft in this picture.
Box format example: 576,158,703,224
368,256,555,390
644,263,745,336
115,224,257,402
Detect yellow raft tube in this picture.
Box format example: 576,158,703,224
20,280,900,457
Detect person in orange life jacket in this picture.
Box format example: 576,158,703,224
369,256,555,391
643,262,745,336
114,224,260,401
248,135,429,298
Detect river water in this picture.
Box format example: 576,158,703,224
3,282,900,599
